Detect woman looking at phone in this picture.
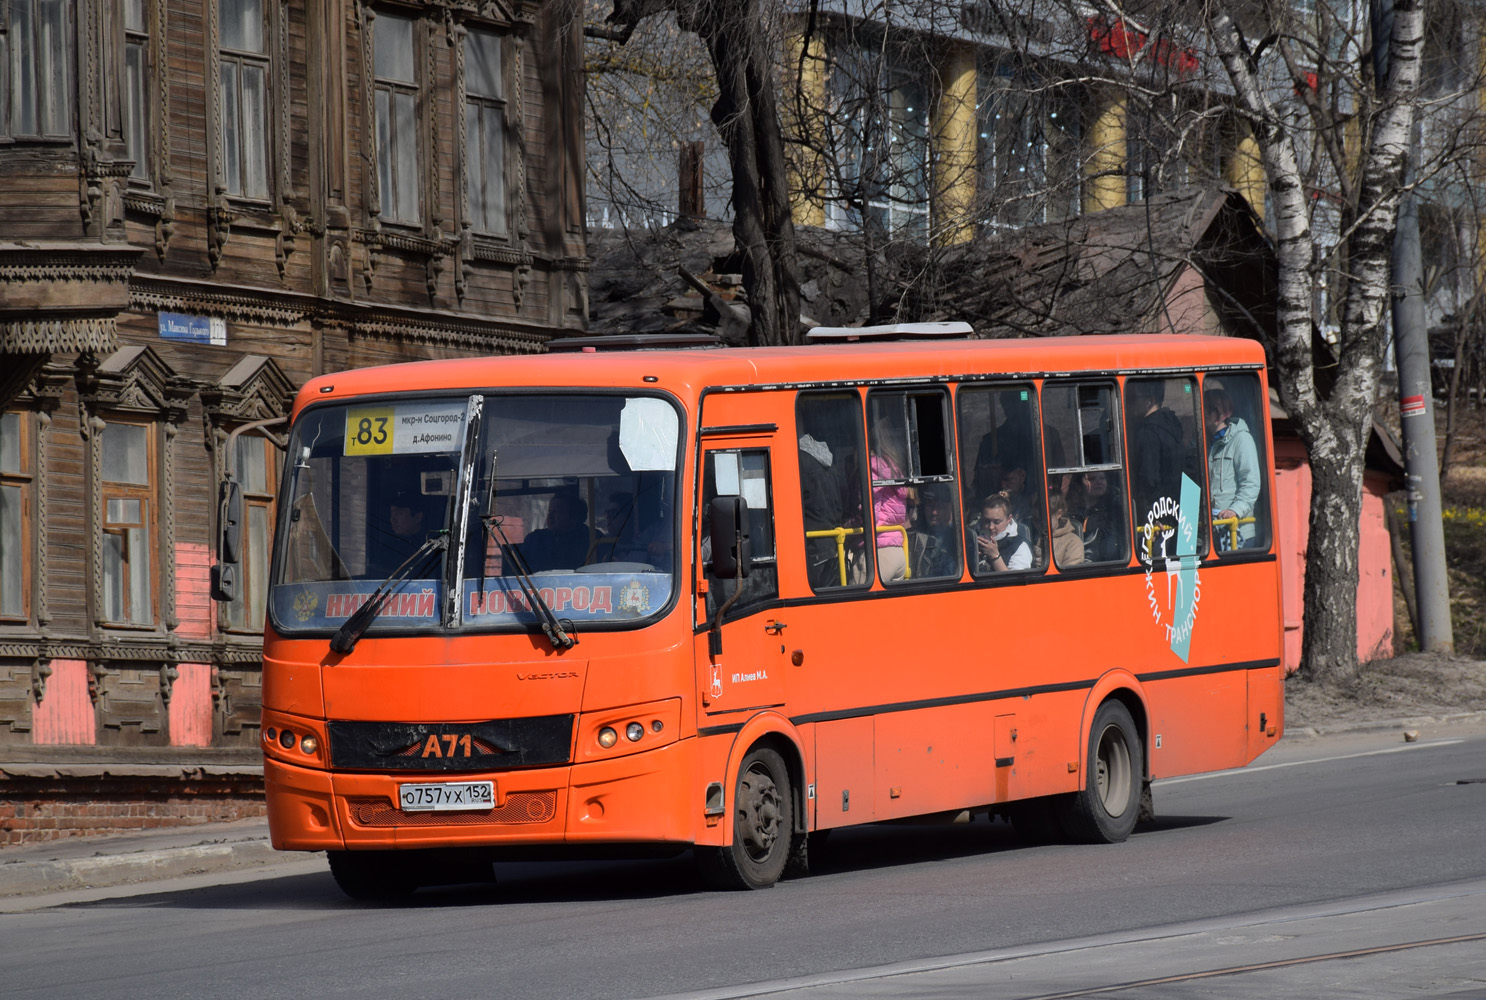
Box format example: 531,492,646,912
972,492,1033,573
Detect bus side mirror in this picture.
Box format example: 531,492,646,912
211,479,243,602
708,496,750,579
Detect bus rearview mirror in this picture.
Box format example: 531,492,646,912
210,561,238,603
214,478,243,602
708,496,750,579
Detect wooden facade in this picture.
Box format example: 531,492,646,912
0,0,587,753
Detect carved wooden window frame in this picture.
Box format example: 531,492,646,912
205,0,292,272
0,410,35,623
77,347,189,636
120,0,153,185
215,0,275,204
97,416,161,628
368,4,425,229
460,23,510,239
0,0,76,142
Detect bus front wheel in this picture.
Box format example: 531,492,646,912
699,746,793,890
1059,700,1142,844
328,850,417,901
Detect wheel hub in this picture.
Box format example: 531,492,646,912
736,768,781,857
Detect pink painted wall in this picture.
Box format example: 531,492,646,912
1273,439,1394,674
176,541,214,639
168,662,214,747
31,659,95,745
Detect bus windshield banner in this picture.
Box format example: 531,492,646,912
272,573,671,629
463,573,670,623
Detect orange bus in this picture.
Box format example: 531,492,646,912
222,330,1283,897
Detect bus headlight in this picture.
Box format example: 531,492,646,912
598,726,619,749
626,722,644,742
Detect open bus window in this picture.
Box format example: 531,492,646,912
958,383,1045,576
1125,376,1209,566
1043,382,1129,566
701,448,777,618
796,392,871,591
868,389,959,585
1203,372,1270,554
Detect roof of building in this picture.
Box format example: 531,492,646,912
903,185,1277,341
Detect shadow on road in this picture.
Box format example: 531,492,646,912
60,813,1230,911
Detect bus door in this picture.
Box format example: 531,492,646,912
696,436,787,717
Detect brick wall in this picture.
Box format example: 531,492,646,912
0,772,265,847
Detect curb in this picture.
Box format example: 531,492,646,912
1283,710,1486,738
0,836,289,898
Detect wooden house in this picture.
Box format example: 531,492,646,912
0,0,586,773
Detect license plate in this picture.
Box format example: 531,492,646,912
397,780,495,812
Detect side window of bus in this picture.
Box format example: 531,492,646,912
1043,382,1129,566
1125,376,1208,564
867,389,958,584
796,392,871,591
958,384,1045,575
1203,372,1271,554
702,449,778,618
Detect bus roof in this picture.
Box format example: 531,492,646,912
294,334,1266,416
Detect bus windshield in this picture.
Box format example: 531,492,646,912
270,392,680,637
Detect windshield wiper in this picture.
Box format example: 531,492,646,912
330,533,449,655
484,516,577,650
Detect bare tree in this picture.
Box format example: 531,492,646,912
602,0,802,345
585,0,1481,681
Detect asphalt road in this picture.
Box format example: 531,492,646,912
3,724,1484,1000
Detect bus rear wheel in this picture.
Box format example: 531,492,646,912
1059,700,1142,844
699,746,793,890
328,850,418,901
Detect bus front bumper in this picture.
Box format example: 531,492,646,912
264,738,696,852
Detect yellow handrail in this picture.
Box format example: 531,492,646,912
1212,515,1256,551
803,523,914,583
805,526,865,587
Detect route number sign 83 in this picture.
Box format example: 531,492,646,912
344,407,395,455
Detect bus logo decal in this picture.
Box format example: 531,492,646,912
293,590,319,622
617,580,651,614
1140,473,1202,663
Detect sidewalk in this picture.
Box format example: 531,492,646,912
0,816,298,899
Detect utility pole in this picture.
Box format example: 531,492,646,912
1373,0,1454,653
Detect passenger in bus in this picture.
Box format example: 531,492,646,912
914,486,961,578
799,432,846,587
370,490,432,577
870,429,911,582
1205,388,1260,550
520,492,591,571
1047,491,1085,567
1127,380,1184,531
998,464,1044,553
599,490,671,568
1069,471,1124,563
971,493,1033,573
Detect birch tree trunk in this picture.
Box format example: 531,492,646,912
1210,0,1423,685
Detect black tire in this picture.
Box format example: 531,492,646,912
698,746,793,890
1059,700,1143,844
327,850,418,901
